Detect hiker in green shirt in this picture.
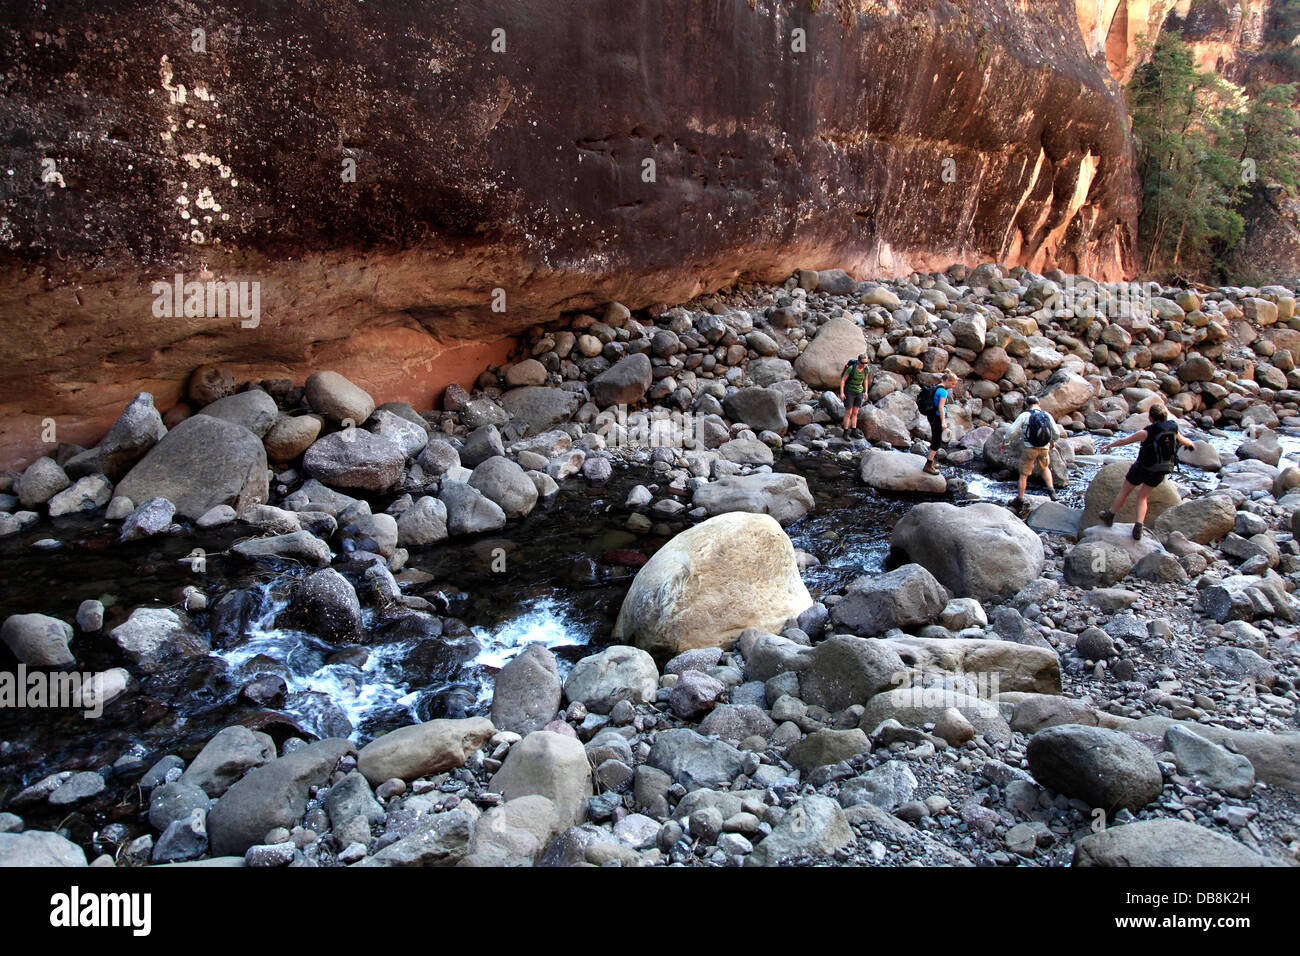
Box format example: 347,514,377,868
839,354,870,439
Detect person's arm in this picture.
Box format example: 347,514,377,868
1052,416,1066,447
1101,429,1147,453
937,393,947,421
1179,432,1197,449
839,370,848,399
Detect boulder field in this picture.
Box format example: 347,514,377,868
3,263,1300,868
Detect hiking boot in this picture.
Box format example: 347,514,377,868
1046,487,1057,501
923,461,940,475
1132,521,1145,541
1011,496,1025,511
1099,509,1116,527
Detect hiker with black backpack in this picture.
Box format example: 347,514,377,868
1097,403,1196,540
1006,394,1065,510
921,370,960,475
839,354,870,439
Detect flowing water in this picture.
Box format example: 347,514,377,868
0,466,693,800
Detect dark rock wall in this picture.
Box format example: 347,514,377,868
0,0,1139,467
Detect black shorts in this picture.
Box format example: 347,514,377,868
927,414,943,451
845,391,864,409
1125,461,1168,488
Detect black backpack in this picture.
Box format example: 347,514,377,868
1025,409,1052,448
918,384,941,414
1149,421,1179,473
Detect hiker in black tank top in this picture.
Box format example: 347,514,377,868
1097,403,1196,540
1136,419,1180,471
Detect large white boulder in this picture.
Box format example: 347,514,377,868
612,512,813,656
793,317,867,390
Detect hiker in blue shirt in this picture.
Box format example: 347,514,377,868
922,370,959,475
1097,403,1196,540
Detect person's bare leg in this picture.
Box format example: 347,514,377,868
1131,485,1154,538
1109,480,1136,515
1134,486,1152,526
1017,471,1028,500
1099,479,1134,526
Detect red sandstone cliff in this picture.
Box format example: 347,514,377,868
0,0,1142,467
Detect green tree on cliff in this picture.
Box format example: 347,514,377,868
1128,34,1244,277
1129,32,1300,280
1240,81,1300,199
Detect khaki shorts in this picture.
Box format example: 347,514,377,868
1019,446,1051,476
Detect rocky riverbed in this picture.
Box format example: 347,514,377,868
2,263,1300,867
